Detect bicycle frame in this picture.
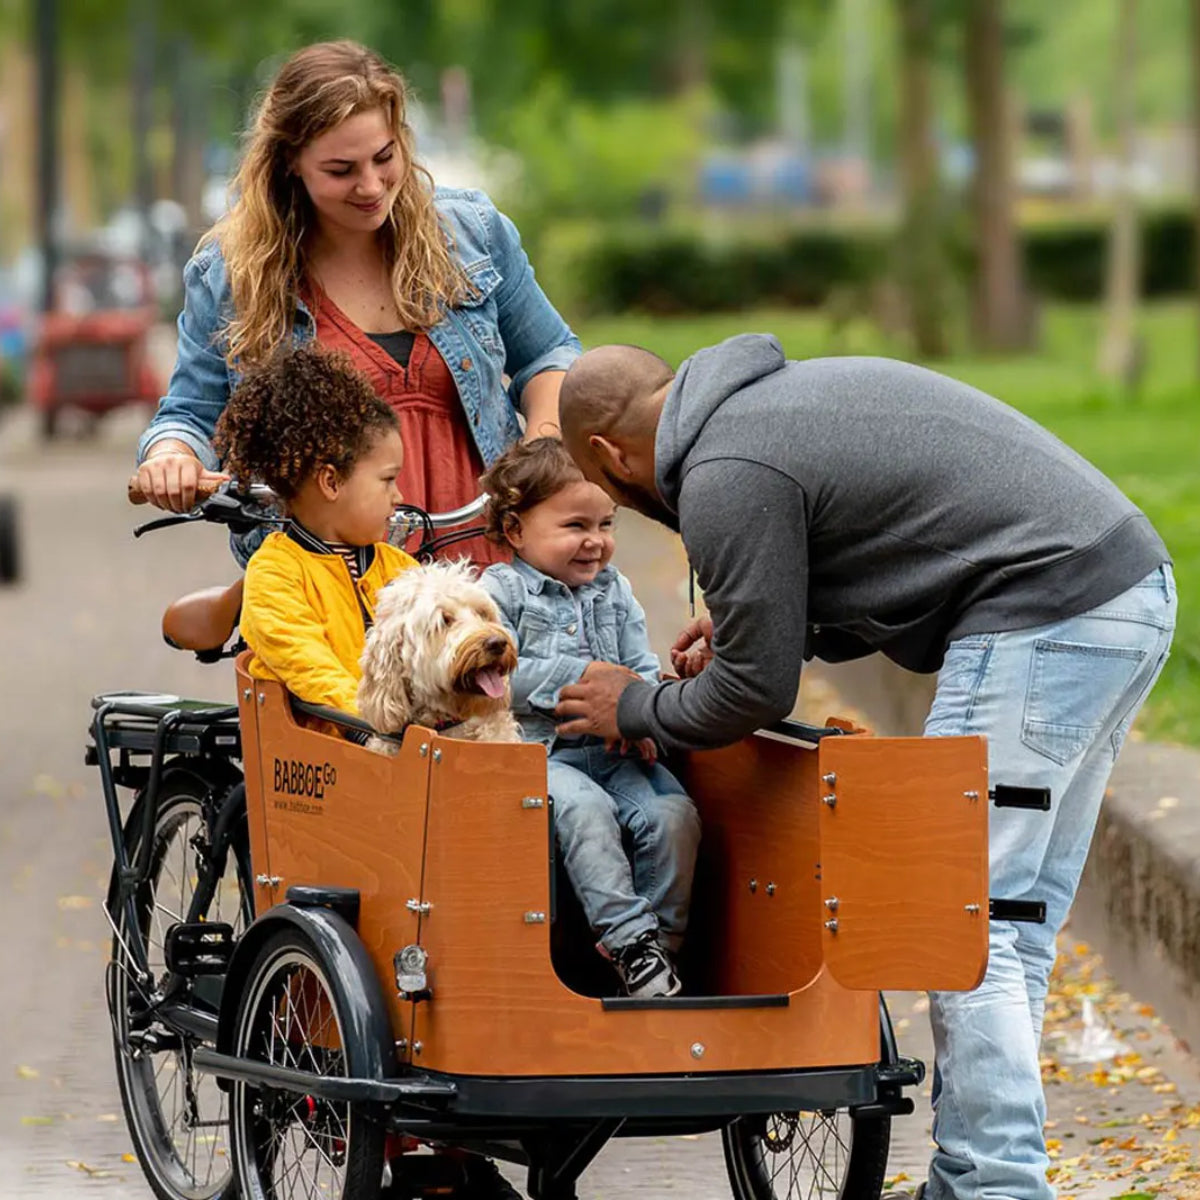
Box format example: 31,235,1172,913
89,696,243,986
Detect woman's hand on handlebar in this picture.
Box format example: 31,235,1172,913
670,615,714,679
133,444,229,511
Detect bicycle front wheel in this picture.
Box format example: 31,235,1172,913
723,1108,891,1200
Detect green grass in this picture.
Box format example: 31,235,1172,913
575,301,1200,746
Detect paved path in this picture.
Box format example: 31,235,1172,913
2,407,1199,1198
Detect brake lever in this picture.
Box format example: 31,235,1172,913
134,489,288,539
134,511,203,538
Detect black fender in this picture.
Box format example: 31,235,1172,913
215,902,397,1085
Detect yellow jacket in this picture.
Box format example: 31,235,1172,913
241,529,417,715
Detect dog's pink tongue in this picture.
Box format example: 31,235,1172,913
476,668,507,698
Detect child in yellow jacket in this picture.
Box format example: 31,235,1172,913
213,346,417,715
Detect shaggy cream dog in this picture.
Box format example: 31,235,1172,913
358,560,522,751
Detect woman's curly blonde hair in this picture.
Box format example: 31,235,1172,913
479,438,584,545
202,40,472,368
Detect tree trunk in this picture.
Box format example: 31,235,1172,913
896,0,949,358
1098,0,1141,389
130,0,156,255
35,0,61,313
169,35,207,234
965,0,1031,351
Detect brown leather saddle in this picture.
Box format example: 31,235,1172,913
162,579,245,657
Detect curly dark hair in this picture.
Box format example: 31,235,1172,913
213,345,398,501
479,437,584,544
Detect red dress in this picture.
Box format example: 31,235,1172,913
310,293,509,567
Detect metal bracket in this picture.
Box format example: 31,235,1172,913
406,899,432,915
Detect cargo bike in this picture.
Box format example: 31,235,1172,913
88,483,1050,1200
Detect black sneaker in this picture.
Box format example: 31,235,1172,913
613,932,681,998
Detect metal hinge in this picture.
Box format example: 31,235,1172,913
406,899,432,915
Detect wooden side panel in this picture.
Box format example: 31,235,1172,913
413,734,563,1071
818,735,989,991
247,672,429,1047
235,656,272,916
412,733,878,1077
676,735,824,994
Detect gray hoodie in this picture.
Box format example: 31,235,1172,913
618,334,1169,752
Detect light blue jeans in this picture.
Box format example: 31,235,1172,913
547,740,701,955
923,564,1176,1200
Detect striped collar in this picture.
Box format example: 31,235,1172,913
286,521,376,577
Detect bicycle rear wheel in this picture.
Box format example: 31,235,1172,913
109,771,252,1200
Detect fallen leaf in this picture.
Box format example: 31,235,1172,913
56,895,94,911
15,1065,38,1080
65,1160,108,1177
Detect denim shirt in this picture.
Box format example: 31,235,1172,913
481,558,662,747
137,186,581,485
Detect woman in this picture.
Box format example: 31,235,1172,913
135,40,580,565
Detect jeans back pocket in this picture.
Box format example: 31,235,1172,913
1021,638,1146,765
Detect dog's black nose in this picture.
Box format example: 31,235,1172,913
484,635,510,656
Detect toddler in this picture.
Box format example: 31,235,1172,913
481,438,700,998
213,345,417,714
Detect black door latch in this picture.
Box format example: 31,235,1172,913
990,785,1051,811
989,899,1046,923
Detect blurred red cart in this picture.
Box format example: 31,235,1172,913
28,252,164,439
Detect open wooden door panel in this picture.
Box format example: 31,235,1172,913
817,734,989,992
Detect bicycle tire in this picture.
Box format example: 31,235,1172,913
723,1107,890,1200
0,495,18,584
230,925,386,1200
109,770,252,1200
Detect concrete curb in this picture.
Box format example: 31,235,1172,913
1072,739,1200,1054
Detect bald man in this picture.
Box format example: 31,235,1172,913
553,333,1174,1200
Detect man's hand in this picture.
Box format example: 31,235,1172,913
670,615,714,679
605,736,659,764
556,661,640,741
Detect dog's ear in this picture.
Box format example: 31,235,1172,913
358,621,413,734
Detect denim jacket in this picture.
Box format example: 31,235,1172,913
137,187,581,474
481,557,662,747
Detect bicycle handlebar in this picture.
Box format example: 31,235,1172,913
131,479,488,544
